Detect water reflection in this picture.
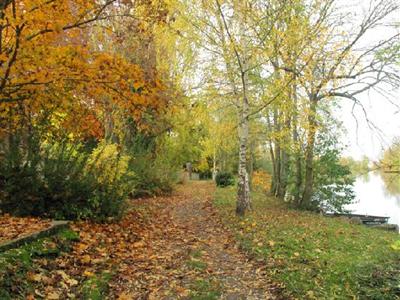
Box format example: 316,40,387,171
345,172,400,231
380,171,400,198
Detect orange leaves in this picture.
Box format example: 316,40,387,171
0,0,167,139
0,215,51,243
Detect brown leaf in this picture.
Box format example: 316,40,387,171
46,292,60,300
132,240,146,248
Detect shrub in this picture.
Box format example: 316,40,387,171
126,134,178,197
82,142,135,220
129,151,178,197
0,138,133,220
215,172,234,187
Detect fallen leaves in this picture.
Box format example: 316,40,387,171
46,291,61,300
80,254,91,264
27,272,43,282
0,214,51,243
83,270,95,277
1,182,281,299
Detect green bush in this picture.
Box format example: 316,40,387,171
126,134,178,197
215,172,234,187
0,138,133,220
129,152,178,197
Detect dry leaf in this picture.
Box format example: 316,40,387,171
83,270,94,277
46,292,60,300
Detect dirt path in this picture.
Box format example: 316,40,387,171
108,181,280,299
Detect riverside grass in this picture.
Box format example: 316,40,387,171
214,186,400,299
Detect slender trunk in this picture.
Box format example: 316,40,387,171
266,114,277,194
215,0,251,215
248,141,254,191
292,84,302,204
273,109,281,196
301,96,318,208
104,100,119,144
212,148,217,181
293,123,302,204
278,110,291,198
279,147,289,198
236,96,251,216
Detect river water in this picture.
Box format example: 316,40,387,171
345,173,400,231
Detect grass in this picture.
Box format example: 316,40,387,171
214,186,400,300
189,278,222,300
81,271,113,300
187,248,208,271
187,259,208,271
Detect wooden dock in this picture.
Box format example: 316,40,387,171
325,213,390,225
325,213,399,231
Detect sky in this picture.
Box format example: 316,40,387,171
335,0,400,160
339,90,400,160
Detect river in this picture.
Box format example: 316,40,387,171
345,173,400,232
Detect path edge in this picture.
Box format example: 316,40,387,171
0,220,70,252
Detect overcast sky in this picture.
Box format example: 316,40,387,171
339,90,400,160
335,0,399,160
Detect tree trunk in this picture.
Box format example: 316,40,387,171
212,148,217,181
248,141,254,191
292,84,302,204
266,114,277,194
279,148,289,198
301,97,318,208
236,101,251,216
273,109,281,197
278,110,291,198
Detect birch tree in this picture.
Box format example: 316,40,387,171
178,0,271,215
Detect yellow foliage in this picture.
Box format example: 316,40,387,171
252,170,272,193
87,143,133,193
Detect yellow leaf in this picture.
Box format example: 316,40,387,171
118,293,133,300
81,254,91,264
28,272,42,282
76,243,89,252
83,270,94,277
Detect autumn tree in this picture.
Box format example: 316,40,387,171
295,0,399,208
0,0,168,146
253,0,399,209
176,0,287,215
0,0,179,218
